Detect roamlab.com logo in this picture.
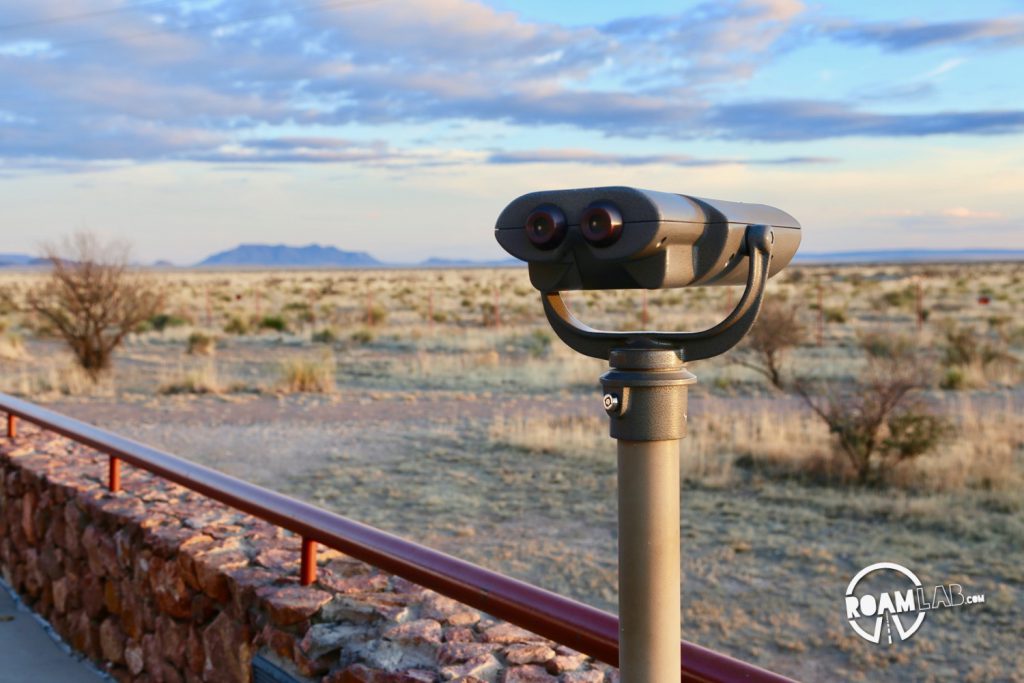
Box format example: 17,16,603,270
845,562,985,645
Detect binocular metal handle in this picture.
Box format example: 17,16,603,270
542,224,776,361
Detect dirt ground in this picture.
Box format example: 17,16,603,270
42,388,1024,683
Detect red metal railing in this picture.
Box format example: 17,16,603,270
0,393,794,683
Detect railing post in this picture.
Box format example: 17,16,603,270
6,413,15,438
109,456,121,492
301,537,317,586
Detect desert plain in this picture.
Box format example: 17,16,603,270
0,261,1021,682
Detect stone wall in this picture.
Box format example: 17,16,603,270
0,423,615,683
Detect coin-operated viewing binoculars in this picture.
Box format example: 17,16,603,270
495,186,801,682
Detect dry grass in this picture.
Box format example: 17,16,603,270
0,262,1020,490
0,262,1018,370
278,355,336,393
158,364,222,395
0,333,26,360
402,343,604,390
489,413,609,459
489,398,1023,493
889,399,1024,492
7,362,112,397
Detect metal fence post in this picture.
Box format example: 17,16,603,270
109,456,122,492
301,537,317,586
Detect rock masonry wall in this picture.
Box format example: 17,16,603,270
0,423,616,683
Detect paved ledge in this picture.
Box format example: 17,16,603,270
0,423,617,682
0,577,106,682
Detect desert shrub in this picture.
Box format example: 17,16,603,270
366,305,387,326
285,302,315,325
938,322,1019,389
879,287,915,309
859,330,916,360
940,366,965,390
311,328,338,344
27,233,163,379
186,332,216,356
824,307,847,323
1008,326,1024,348
942,324,979,367
523,330,552,358
480,302,503,327
259,315,288,332
734,298,805,390
278,356,335,393
0,288,17,316
350,328,374,345
987,315,1011,332
881,412,953,461
797,337,950,486
148,313,189,332
223,316,250,335
799,390,951,486
941,323,1007,367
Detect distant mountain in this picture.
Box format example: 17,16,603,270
0,252,35,267
197,243,380,267
794,249,1024,264
417,257,518,268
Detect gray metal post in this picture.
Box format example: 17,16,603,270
601,347,695,683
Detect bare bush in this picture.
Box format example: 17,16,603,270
735,297,805,390
796,337,951,486
26,233,163,379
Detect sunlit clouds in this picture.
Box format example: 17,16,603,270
0,0,1021,262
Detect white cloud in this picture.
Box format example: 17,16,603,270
0,0,1022,173
941,207,1002,219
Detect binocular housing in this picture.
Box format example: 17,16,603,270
495,186,801,292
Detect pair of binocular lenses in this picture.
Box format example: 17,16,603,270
525,202,623,250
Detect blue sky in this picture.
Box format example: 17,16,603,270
0,0,1022,264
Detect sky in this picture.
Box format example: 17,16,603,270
0,0,1022,264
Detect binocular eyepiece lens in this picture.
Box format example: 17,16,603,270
525,204,567,249
581,201,622,247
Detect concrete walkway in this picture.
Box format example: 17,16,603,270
0,580,106,682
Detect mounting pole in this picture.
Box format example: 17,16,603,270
602,347,695,682
531,224,776,681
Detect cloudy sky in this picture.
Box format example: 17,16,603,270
1,0,1022,264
